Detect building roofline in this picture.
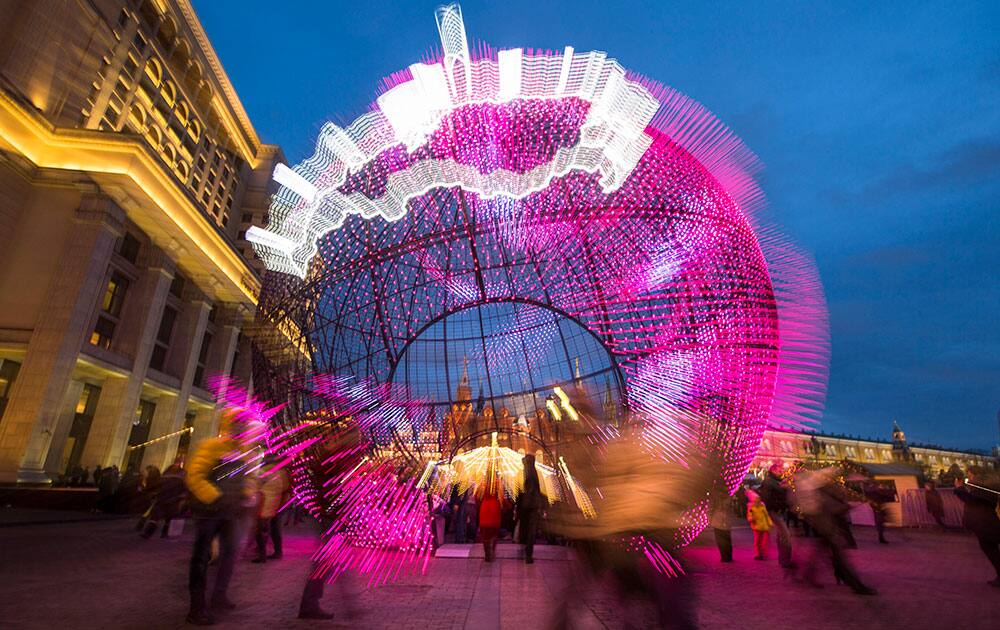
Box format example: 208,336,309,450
766,427,993,458
174,0,262,158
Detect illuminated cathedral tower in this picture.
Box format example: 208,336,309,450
891,420,911,462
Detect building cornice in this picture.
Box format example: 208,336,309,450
173,0,262,161
0,89,260,305
764,427,994,461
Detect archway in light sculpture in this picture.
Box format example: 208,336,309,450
250,3,829,564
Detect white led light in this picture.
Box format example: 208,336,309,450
253,5,662,278
497,48,523,101
272,163,317,204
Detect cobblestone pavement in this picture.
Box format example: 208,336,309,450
0,517,997,630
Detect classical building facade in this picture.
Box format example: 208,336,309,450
753,421,997,475
0,0,281,483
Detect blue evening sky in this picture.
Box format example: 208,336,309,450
193,1,1000,450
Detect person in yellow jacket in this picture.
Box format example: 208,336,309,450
185,410,257,626
747,490,774,561
251,455,290,563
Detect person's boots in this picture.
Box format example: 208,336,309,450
185,610,215,626
299,608,336,620
187,594,215,626
210,595,236,610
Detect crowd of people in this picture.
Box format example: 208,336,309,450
709,462,1000,597
430,453,548,565
68,415,1000,627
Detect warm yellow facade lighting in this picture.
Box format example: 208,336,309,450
0,91,260,305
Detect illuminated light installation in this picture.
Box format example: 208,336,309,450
251,2,830,579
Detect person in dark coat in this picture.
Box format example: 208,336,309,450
864,481,894,544
796,468,876,595
954,473,1000,586
758,464,794,568
710,495,733,563
97,465,119,512
516,454,545,564
142,463,187,538
449,484,469,544
924,482,947,529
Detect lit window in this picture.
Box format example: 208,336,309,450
149,305,177,372
101,273,129,317
90,316,116,349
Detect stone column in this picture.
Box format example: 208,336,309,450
178,304,245,458
190,406,219,447
41,379,86,477
79,248,174,469
0,196,123,484
142,285,211,470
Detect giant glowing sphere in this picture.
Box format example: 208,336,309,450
252,3,828,567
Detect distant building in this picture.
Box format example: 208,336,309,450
0,0,282,483
754,421,997,474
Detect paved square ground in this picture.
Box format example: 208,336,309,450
0,516,996,629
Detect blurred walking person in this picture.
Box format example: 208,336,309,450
549,425,705,629
184,411,256,625
924,482,947,529
252,455,290,563
864,481,892,544
97,465,119,513
954,472,1000,586
759,463,795,569
711,495,733,563
516,454,545,564
794,467,876,595
136,465,161,533
142,462,186,538
747,491,773,560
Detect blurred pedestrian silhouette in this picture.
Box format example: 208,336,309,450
710,495,733,563
864,481,893,544
549,423,704,629
142,462,186,538
759,463,795,568
954,471,1000,587
252,454,290,563
794,467,876,596
516,454,545,564
184,411,257,625
923,481,947,529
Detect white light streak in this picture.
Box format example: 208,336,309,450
253,5,661,277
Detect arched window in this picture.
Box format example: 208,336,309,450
161,80,176,108
186,62,203,95
188,118,201,141
147,125,162,148
126,105,147,132
177,160,190,180
144,58,163,86
175,101,189,126
163,144,176,165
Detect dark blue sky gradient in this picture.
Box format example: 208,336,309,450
193,1,1000,450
